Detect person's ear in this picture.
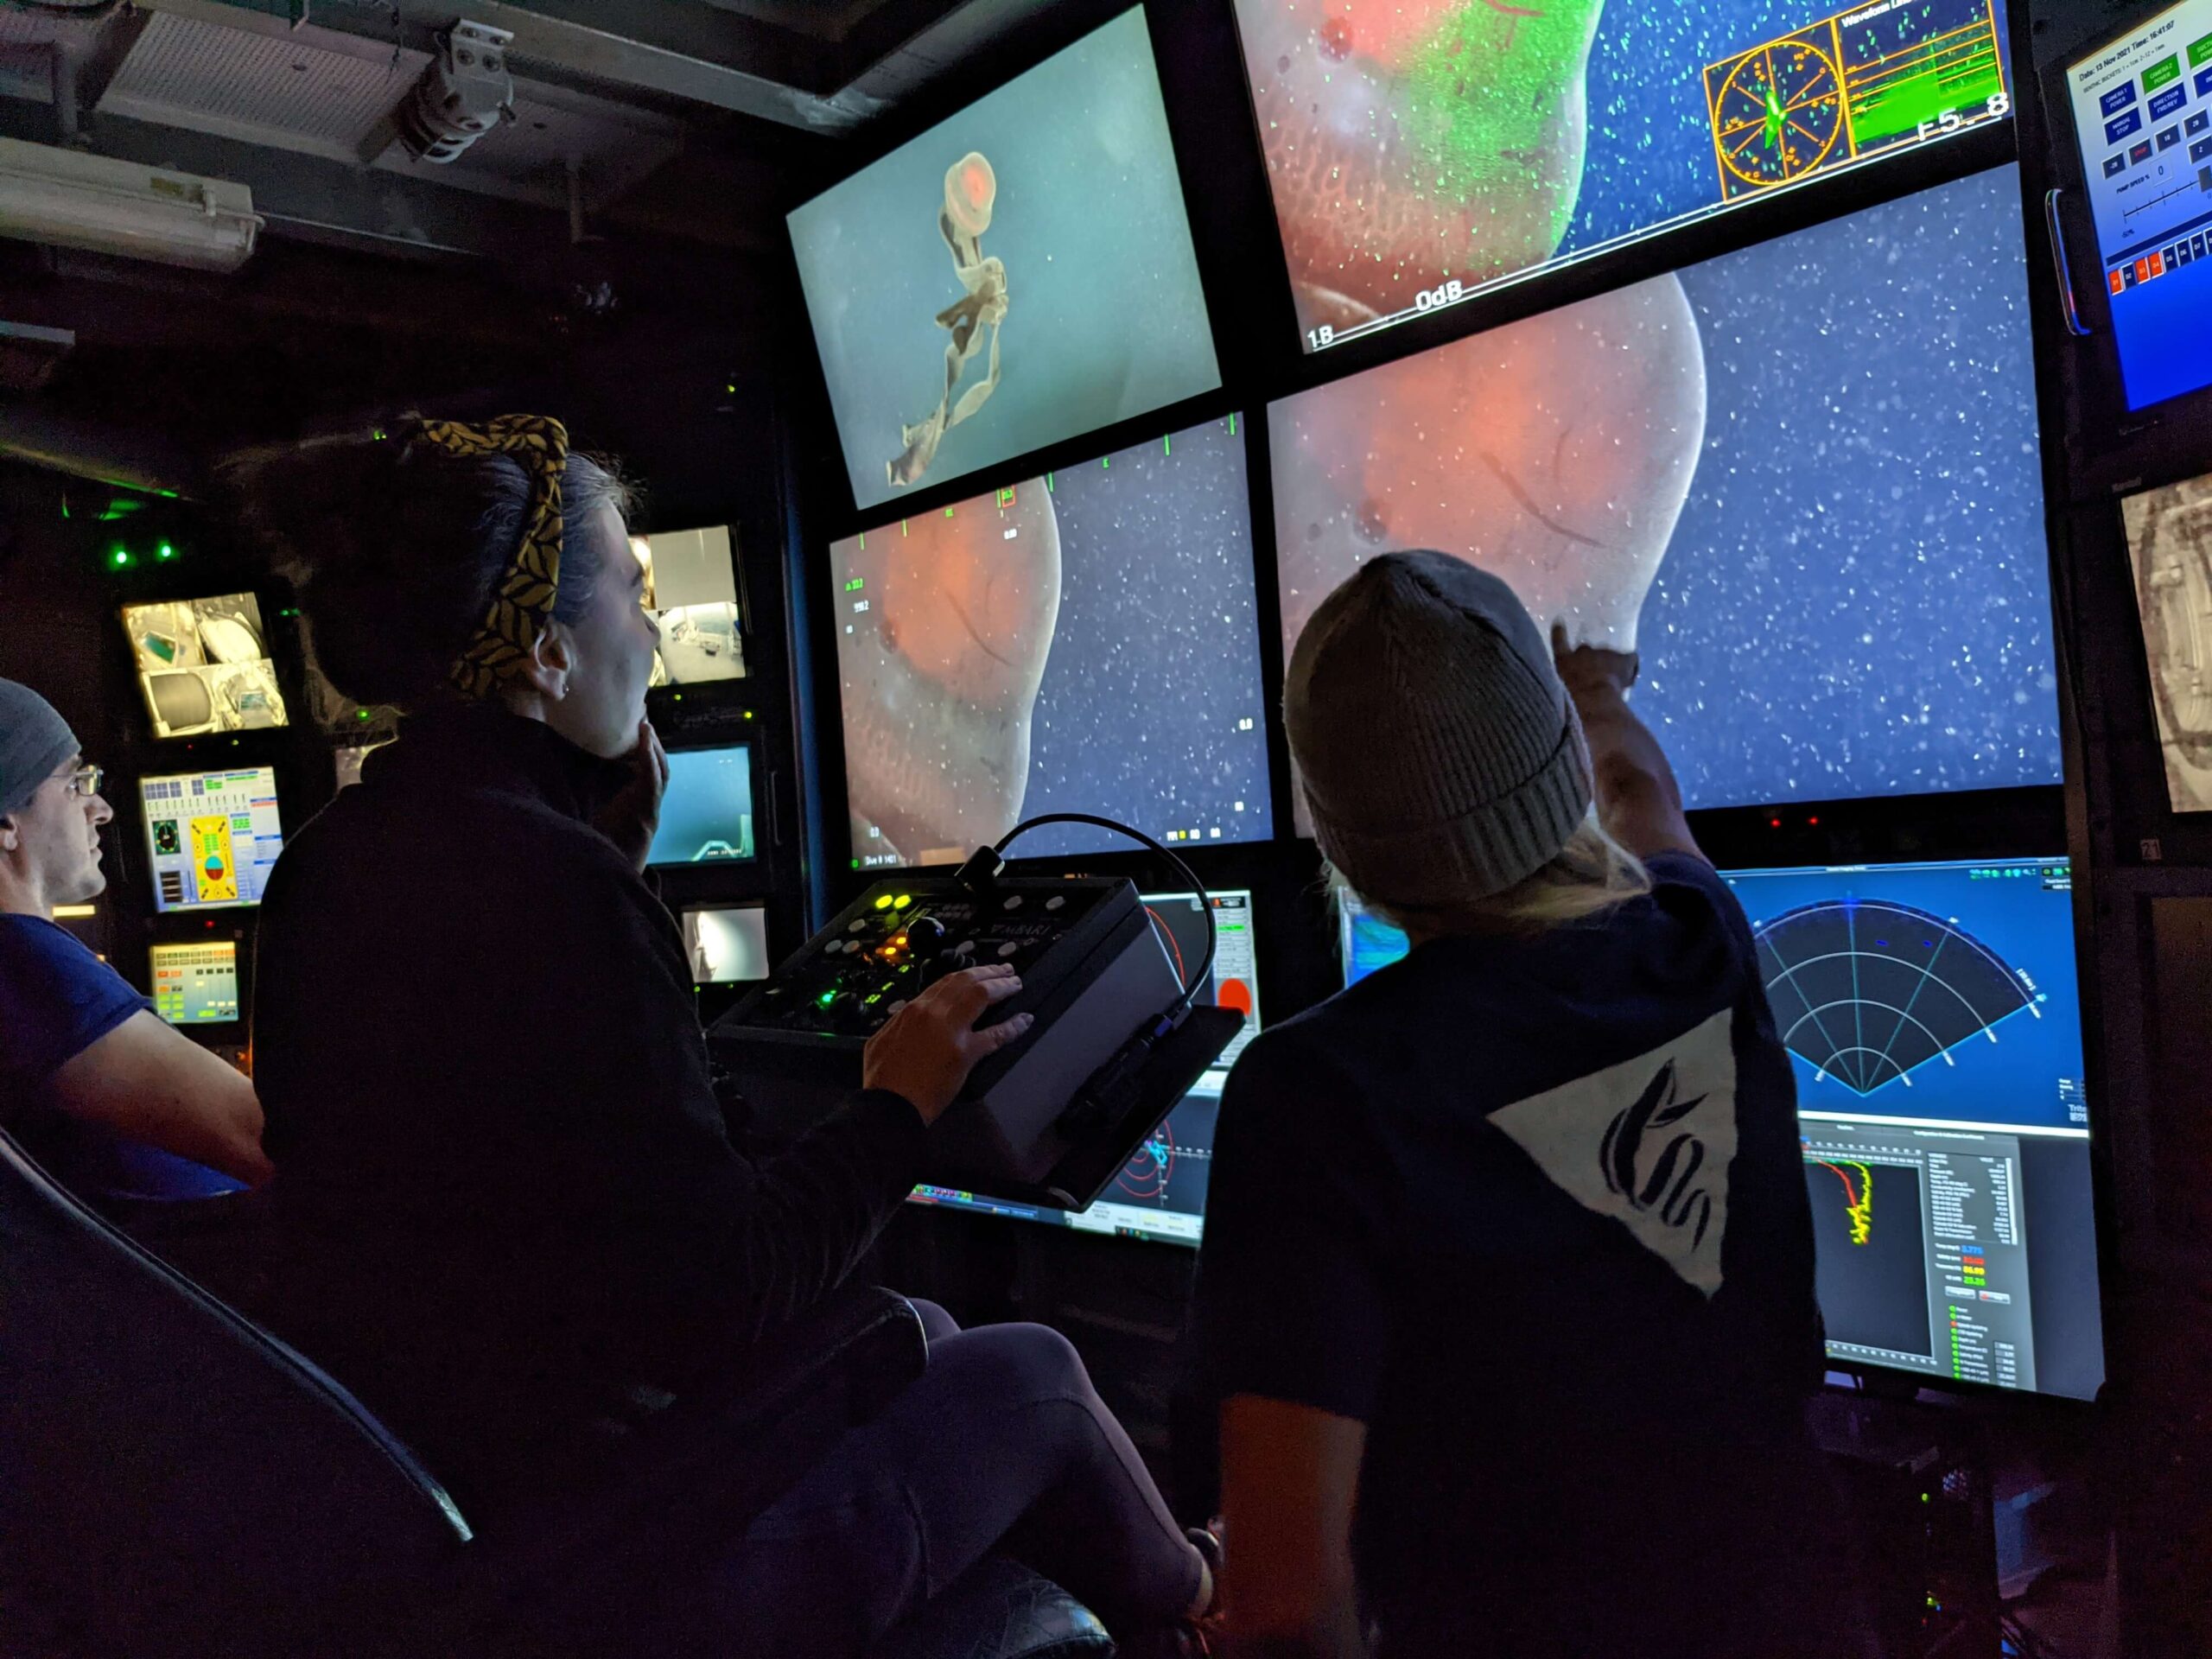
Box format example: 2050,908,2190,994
515,621,578,702
0,812,18,854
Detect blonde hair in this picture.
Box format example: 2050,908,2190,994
1334,812,1652,943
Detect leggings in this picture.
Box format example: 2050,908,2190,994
700,1302,1205,1656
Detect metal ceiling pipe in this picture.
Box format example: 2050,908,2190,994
0,404,198,499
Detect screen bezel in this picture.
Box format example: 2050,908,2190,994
136,765,284,916
645,741,762,872
782,3,1229,522
679,901,773,986
146,938,245,1029
1225,0,2024,362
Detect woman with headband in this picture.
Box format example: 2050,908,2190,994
233,417,1213,1656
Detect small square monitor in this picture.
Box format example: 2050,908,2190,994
121,594,289,738
1339,891,1409,988
683,904,771,985
139,766,284,912
2120,469,2212,811
646,747,756,868
633,526,746,686
332,740,393,793
149,940,239,1025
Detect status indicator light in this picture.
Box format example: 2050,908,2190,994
893,894,912,909
874,894,894,909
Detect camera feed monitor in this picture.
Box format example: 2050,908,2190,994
683,904,772,985
634,526,746,686
788,7,1221,512
831,415,1274,867
910,889,1259,1246
332,739,393,793
122,594,288,738
149,940,239,1025
646,747,756,868
1233,0,2015,351
2063,0,2212,410
1726,859,2102,1399
2121,470,2212,812
140,766,283,912
1271,165,2061,817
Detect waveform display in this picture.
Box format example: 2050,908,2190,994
1804,1155,1933,1357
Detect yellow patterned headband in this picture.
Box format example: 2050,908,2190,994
412,413,571,700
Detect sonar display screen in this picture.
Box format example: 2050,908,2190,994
789,8,1220,512
1231,0,2014,350
1270,164,2061,816
831,415,1274,867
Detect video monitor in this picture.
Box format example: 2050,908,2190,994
2121,470,2212,811
121,594,288,738
2062,0,2212,410
646,746,756,868
1270,165,2062,817
788,7,1221,512
139,766,283,913
908,887,1263,1248
683,904,772,985
332,739,393,793
1725,856,2101,1398
1340,891,1410,988
830,414,1274,867
149,940,239,1025
634,526,746,686
1233,0,2015,350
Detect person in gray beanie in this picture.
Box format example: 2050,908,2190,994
0,677,270,1202
1196,553,1870,1659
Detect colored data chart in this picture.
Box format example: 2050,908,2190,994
1705,0,2007,200
1753,899,2037,1094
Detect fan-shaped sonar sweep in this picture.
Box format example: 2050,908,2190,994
1752,899,2035,1095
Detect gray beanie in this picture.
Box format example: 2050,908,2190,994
1286,551,1592,909
0,678,79,818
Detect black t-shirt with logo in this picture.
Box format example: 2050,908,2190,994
1196,855,1862,1659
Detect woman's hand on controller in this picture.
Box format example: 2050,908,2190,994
863,964,1033,1127
595,719,670,873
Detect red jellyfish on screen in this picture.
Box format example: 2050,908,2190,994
1235,0,1607,335
1274,272,1707,665
887,150,1010,491
838,482,1063,865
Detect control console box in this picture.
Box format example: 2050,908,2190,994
709,876,1232,1208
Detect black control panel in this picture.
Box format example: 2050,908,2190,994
709,874,1233,1207
725,877,1128,1047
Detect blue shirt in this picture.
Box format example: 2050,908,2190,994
0,914,242,1201
1195,855,1842,1658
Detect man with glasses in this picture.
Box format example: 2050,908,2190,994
0,677,270,1201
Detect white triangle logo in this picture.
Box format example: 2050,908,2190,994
1491,1007,1738,1297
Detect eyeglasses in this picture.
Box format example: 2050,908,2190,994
64,765,103,800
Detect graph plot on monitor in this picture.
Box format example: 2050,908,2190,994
1755,899,2037,1094
1804,1156,1933,1358
1705,0,2009,202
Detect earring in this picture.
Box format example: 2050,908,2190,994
556,680,570,701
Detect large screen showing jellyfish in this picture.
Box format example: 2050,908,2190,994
1271,164,2063,815
790,8,1221,513
1231,0,2016,350
830,415,1273,867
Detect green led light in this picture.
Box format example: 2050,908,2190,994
108,544,132,569
874,894,893,910
356,708,371,721
156,541,175,562
818,991,835,1007
894,894,911,909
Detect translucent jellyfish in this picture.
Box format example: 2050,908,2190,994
887,151,1010,490
1273,272,1707,658
1234,0,1606,333
837,481,1063,863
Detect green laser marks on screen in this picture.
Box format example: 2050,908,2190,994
1400,0,1604,254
